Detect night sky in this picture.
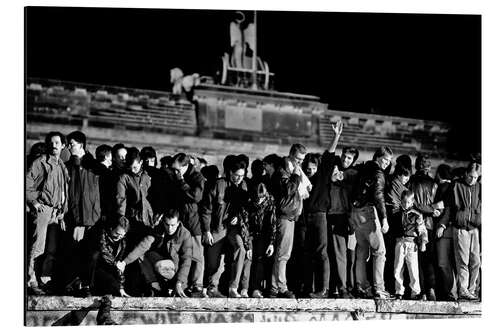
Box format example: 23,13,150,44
25,7,481,156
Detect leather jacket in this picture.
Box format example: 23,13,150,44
409,171,437,230
353,160,387,220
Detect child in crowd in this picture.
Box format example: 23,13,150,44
393,190,428,300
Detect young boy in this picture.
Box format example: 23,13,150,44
393,190,428,300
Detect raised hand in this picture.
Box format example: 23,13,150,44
331,120,343,137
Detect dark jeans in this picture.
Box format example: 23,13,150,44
419,231,436,293
226,227,249,290
288,215,312,294
204,235,227,290
327,214,350,292
306,212,330,292
249,235,272,292
88,253,122,297
436,235,456,298
383,232,397,294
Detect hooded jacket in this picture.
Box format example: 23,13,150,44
65,152,101,228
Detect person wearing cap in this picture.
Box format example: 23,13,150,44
408,153,442,301
116,209,193,297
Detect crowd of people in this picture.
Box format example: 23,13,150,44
26,121,481,302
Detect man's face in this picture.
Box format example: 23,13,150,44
263,162,274,176
146,157,156,167
305,162,318,178
103,153,112,168
109,226,126,241
230,168,245,186
172,161,189,176
465,171,479,186
68,139,84,156
290,152,306,167
401,174,410,185
164,217,180,235
130,159,142,174
341,152,355,169
401,195,414,210
376,153,392,170
114,148,127,168
48,135,64,157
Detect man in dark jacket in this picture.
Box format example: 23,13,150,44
409,153,442,301
117,209,193,297
199,158,249,298
433,164,457,301
450,162,481,300
350,146,392,299
140,146,167,218
85,215,130,297
166,153,206,297
94,144,114,221
268,145,306,298
327,144,359,298
26,131,68,294
383,161,411,295
304,121,342,298
62,131,101,294
116,147,155,246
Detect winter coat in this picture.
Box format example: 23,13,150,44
199,177,249,239
65,153,101,228
393,208,428,245
26,154,68,210
116,169,154,227
450,179,481,230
